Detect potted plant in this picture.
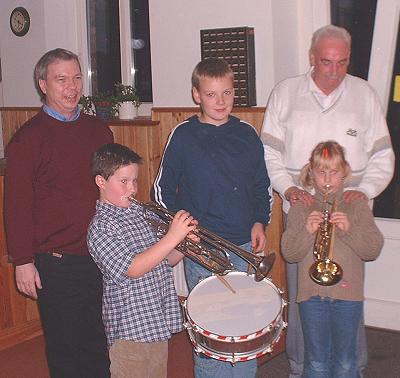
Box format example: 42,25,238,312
114,83,141,119
79,92,119,120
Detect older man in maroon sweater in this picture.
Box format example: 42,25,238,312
4,48,113,377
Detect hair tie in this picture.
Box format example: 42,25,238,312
322,147,329,158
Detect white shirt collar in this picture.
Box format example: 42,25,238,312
308,69,346,111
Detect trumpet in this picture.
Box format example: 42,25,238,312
128,195,275,281
309,185,343,286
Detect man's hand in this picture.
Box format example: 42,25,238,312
285,186,314,206
251,222,266,252
343,190,368,203
15,262,42,299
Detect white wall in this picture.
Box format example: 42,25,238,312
149,0,306,107
1,0,45,106
365,219,400,331
149,0,277,107
364,0,400,331
0,0,327,108
0,0,83,107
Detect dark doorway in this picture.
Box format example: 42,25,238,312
331,0,377,80
373,23,400,219
331,1,399,219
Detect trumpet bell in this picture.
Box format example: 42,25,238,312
254,253,276,282
309,259,343,286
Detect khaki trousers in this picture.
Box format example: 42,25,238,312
109,339,168,378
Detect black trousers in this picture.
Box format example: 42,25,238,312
35,253,110,378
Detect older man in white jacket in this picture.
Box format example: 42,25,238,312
261,25,394,378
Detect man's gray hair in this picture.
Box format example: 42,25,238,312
33,48,81,102
310,25,351,53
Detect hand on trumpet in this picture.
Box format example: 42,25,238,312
168,210,199,244
306,211,324,234
329,211,349,232
306,210,350,234
164,210,199,268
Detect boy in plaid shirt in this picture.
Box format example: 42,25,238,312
87,143,197,377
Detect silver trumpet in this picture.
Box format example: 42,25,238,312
128,195,275,281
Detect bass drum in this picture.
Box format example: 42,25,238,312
183,271,287,363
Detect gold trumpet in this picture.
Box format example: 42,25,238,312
309,185,343,286
128,195,276,282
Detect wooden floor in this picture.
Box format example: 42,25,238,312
1,327,400,377
0,329,280,378
0,331,194,378
168,331,194,377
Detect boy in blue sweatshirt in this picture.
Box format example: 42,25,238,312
153,58,272,378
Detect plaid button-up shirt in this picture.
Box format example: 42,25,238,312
87,200,183,347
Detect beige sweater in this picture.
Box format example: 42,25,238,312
281,190,384,302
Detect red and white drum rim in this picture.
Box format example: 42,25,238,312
183,271,287,362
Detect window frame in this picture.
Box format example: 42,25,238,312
77,0,152,114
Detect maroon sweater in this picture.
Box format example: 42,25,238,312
4,109,114,265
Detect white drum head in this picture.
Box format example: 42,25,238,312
186,271,281,337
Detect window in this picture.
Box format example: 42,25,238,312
331,0,377,80
86,0,121,94
130,0,152,102
373,22,400,219
86,0,152,102
331,0,400,219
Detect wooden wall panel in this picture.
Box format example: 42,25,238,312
109,124,160,202
0,176,42,351
1,108,40,147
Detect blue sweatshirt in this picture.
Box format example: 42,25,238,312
153,115,272,245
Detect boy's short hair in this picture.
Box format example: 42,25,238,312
191,58,234,90
91,143,142,180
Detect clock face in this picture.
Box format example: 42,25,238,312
10,7,30,37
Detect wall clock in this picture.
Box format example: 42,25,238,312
10,7,31,37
